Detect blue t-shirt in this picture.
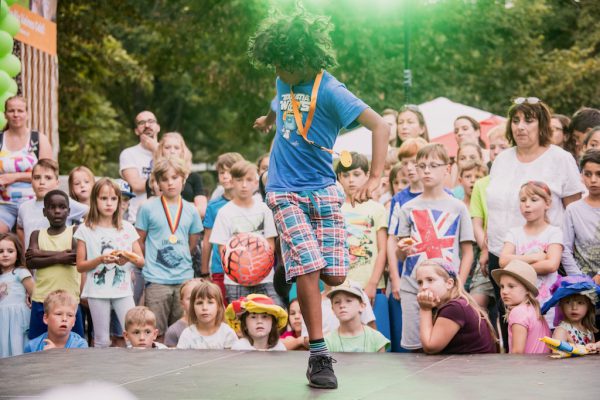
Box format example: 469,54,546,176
267,70,368,192
24,332,88,353
136,197,203,284
203,195,230,274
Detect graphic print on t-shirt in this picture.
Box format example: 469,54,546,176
577,223,600,276
280,93,310,144
345,211,375,271
93,236,126,288
405,209,459,276
157,245,184,269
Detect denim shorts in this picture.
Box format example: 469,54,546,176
0,202,19,230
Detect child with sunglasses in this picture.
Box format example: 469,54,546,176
249,8,388,389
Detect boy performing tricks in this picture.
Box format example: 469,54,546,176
250,9,388,389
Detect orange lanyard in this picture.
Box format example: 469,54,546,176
289,70,324,147
287,71,352,167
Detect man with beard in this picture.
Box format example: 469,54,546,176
119,111,160,223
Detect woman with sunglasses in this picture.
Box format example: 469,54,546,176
485,97,584,349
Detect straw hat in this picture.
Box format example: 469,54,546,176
225,294,288,333
491,259,539,296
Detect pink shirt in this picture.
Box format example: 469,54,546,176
508,303,551,354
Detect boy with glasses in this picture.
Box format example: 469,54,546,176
392,143,474,351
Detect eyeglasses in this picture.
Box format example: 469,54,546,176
513,97,541,105
416,162,447,171
136,119,157,127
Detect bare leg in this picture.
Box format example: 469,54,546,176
296,271,323,340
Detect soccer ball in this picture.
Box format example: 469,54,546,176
221,232,275,286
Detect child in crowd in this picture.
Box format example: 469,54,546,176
335,152,387,304
74,179,144,348
388,163,409,206
499,181,562,327
450,142,484,197
374,149,399,206
69,166,95,207
469,124,509,310
136,157,203,340
562,150,600,284
210,160,281,305
394,143,474,351
325,281,390,353
492,260,550,354
164,278,205,347
387,137,429,302
541,275,599,347
257,152,270,176
396,105,430,145
226,294,288,351
117,179,136,224
0,233,34,357
457,160,487,209
281,297,307,350
250,8,389,388
416,259,497,354
201,152,244,300
24,290,88,352
569,107,600,158
582,126,600,153
453,115,487,151
176,280,237,349
27,190,85,340
17,159,88,251
122,306,167,349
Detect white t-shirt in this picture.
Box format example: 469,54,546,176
505,224,563,328
231,337,287,351
210,199,278,285
176,323,238,349
486,145,584,255
17,198,88,249
73,221,139,299
119,143,153,222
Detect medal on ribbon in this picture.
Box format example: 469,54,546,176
289,71,351,167
161,196,182,244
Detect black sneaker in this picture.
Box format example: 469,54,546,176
306,355,338,389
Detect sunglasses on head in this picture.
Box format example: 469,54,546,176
513,97,541,105
401,104,421,112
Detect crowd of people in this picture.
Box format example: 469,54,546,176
0,93,599,359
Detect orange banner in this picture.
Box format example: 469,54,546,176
11,4,57,56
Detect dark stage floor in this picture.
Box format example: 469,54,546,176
1,349,598,399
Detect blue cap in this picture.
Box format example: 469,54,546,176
116,179,136,198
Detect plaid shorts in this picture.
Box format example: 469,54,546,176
266,185,349,282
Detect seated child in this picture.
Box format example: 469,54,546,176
123,306,167,349
176,281,238,349
325,281,390,352
164,278,205,347
541,275,599,347
281,296,307,351
416,259,497,354
226,294,288,351
491,260,551,354
24,290,88,352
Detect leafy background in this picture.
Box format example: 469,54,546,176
57,0,600,190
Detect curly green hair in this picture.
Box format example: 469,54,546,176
248,7,337,72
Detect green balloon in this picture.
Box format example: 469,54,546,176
0,91,10,112
0,54,19,77
0,70,9,93
0,31,13,57
6,77,15,94
0,113,6,130
0,13,19,37
0,2,8,22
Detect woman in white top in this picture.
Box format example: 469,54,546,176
0,96,52,233
485,97,584,346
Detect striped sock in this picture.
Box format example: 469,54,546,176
309,338,330,358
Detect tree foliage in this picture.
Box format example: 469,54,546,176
57,0,600,176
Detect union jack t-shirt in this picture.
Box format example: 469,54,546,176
393,195,474,292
